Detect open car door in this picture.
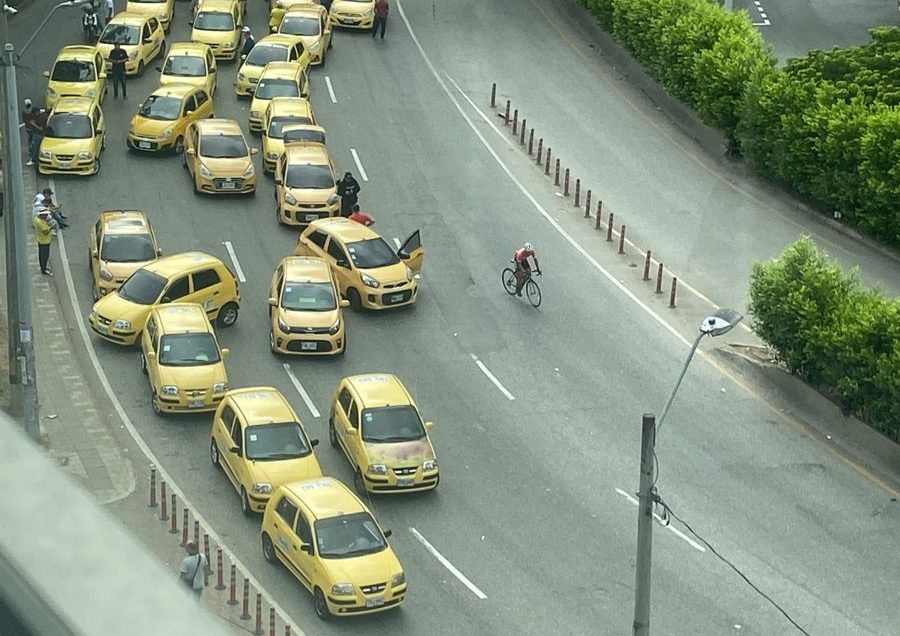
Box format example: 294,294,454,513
398,230,423,275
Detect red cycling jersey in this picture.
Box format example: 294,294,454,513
515,248,535,264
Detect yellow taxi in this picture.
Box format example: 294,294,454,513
296,219,423,311
248,61,309,132
182,118,257,195
88,209,161,301
96,13,167,76
89,251,241,346
268,256,348,355
263,121,325,174
140,303,230,416
275,142,339,226
125,0,175,32
211,387,322,515
234,34,308,98
329,374,438,494
276,5,331,66
38,97,105,176
330,0,375,30
127,84,214,154
268,0,319,31
157,42,217,95
190,0,243,61
260,477,406,620
43,46,107,109
260,95,317,172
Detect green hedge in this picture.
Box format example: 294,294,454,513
749,237,900,438
575,1,900,247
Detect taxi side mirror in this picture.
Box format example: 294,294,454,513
240,54,247,61
186,148,196,156
91,249,99,258
274,179,283,186
250,148,258,155
424,421,434,432
156,248,163,256
346,428,357,437
310,438,319,447
300,543,313,555
43,70,50,78
335,258,349,269
145,351,157,360
188,21,193,26
267,297,277,307
383,529,392,538
339,299,350,308
229,446,242,456
99,71,107,79
155,65,161,72
221,347,230,357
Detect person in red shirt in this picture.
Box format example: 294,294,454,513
513,242,540,296
348,204,375,227
373,0,389,40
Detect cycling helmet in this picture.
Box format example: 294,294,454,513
523,242,534,252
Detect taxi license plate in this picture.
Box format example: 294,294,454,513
397,478,414,488
365,597,384,608
300,342,317,351
59,161,71,169
138,141,151,149
341,18,357,24
188,399,205,409
305,213,318,221
220,182,237,190
390,293,405,303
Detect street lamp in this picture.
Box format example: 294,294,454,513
632,308,744,636
1,0,92,439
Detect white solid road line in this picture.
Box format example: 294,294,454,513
52,188,306,635
614,488,706,553
349,148,369,181
223,240,246,283
392,237,402,249
282,363,322,418
409,528,488,600
469,353,515,401
324,75,337,103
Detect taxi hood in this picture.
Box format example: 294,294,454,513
363,439,433,465
321,545,401,581
250,455,322,487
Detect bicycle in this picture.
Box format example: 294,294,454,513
501,261,541,308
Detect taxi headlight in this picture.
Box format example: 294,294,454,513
361,273,380,289
326,193,338,205
199,164,212,177
284,192,297,205
277,317,289,333
113,319,131,330
423,459,437,471
161,127,173,139
331,583,354,596
266,151,278,160
160,385,178,396
309,41,320,53
223,41,235,50
213,382,227,394
85,88,96,98
405,266,413,282
328,319,340,335
79,151,93,160
367,464,387,475
251,482,272,494
128,122,136,135
243,164,255,177
89,309,97,322
157,12,166,19
237,72,246,82
40,150,52,159
250,110,261,119
47,87,58,98
99,267,114,282
391,572,406,587
128,51,137,61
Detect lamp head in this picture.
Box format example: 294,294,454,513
700,308,744,337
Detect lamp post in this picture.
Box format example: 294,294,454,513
1,0,91,438
632,308,744,636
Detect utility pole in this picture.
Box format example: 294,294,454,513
632,413,656,636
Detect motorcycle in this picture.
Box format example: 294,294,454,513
82,6,101,43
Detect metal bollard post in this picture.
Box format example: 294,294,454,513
269,607,276,636
669,277,678,308
655,263,664,294
228,564,238,605
643,251,652,281
536,138,543,164
606,212,615,242
216,549,226,590
203,533,212,575
285,627,291,636
594,200,603,230
503,100,510,126
574,179,581,208
618,225,626,254
564,169,570,196
519,119,526,144
512,109,518,135
181,508,189,546
241,578,251,619
193,520,200,548
255,593,263,635
527,129,534,155
584,189,592,218
544,148,551,175
169,494,178,533
149,466,157,507
159,480,168,521
554,159,560,186
490,82,496,108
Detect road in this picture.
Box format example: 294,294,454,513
9,0,900,635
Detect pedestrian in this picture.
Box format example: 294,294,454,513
348,204,375,227
22,99,42,167
240,26,255,58
34,210,53,276
336,171,360,217
179,542,208,598
372,0,388,39
105,0,114,24
33,188,68,229
108,42,128,98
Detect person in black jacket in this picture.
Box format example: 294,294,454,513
241,26,255,58
336,172,361,217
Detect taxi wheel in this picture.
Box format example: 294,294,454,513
92,158,101,175
151,392,163,416
140,353,148,375
353,469,366,496
181,151,187,170
348,288,362,313
218,303,239,328
268,329,278,354
240,487,252,517
137,60,145,77
209,438,220,467
313,588,332,621
261,532,277,564
275,205,284,226
328,418,338,448
173,136,184,155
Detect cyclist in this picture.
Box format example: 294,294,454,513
513,242,540,296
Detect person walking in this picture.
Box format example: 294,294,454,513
104,0,115,24
34,210,54,276
336,171,361,217
22,99,43,167
179,542,208,598
372,0,388,40
240,26,255,58
108,42,128,98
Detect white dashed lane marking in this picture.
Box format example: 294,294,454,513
324,75,337,103
614,488,706,552
223,240,246,283
349,148,369,181
410,528,488,599
469,353,515,401
283,363,322,418
752,0,771,26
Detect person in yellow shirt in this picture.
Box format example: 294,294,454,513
33,209,53,276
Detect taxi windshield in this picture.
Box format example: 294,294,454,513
51,60,96,82
285,164,333,189
281,281,336,311
45,113,92,139
117,269,166,305
244,422,311,460
255,78,300,100
315,512,387,559
280,16,319,36
158,333,220,366
246,45,287,66
138,95,182,121
267,116,312,139
163,55,206,76
99,24,139,45
101,234,156,262
360,405,426,443
200,134,247,158
194,11,235,31
283,128,325,145
346,238,399,269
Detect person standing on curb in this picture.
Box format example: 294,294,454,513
372,0,388,40
108,42,128,99
34,210,54,276
336,171,361,217
179,542,208,598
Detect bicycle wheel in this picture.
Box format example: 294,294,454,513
501,268,518,295
525,279,542,308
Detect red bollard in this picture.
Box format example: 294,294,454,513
203,533,212,575
618,225,626,254
149,466,157,508
564,169,570,196
584,189,592,218
519,119,526,145
512,109,518,135
594,200,603,230
228,564,238,605
193,520,200,548
169,494,178,533
216,549,225,590
527,129,534,155
241,578,251,619
544,148,551,175
669,277,678,308
490,82,496,108
536,138,543,164
255,593,263,635
503,100,510,126
269,607,276,636
159,480,168,521
606,212,615,242
181,508,189,546
655,263,664,294
574,179,581,208
554,159,560,186
643,250,652,281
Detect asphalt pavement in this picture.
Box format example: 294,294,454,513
8,1,900,635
